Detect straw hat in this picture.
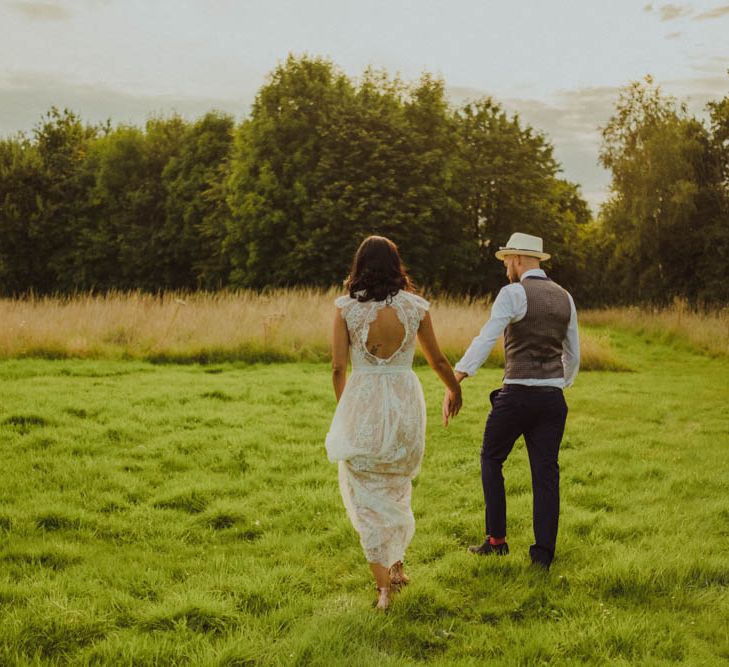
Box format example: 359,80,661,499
494,232,550,261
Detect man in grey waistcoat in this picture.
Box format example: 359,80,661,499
444,232,580,569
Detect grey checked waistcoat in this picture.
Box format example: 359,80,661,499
504,277,571,380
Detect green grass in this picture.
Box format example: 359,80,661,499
0,329,727,665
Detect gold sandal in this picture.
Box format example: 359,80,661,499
389,561,410,590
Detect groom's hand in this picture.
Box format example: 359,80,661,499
449,389,462,420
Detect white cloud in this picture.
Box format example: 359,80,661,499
642,3,695,20
694,4,729,19
0,71,254,137
689,56,729,74
6,1,72,20
659,3,694,20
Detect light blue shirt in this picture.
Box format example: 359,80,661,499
454,269,580,388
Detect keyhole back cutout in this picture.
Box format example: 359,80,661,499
364,306,406,360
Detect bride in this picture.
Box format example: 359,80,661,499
325,235,462,610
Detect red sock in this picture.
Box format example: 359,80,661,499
488,536,507,545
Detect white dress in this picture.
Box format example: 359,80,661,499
325,290,429,568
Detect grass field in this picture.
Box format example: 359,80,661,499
580,299,729,359
0,328,728,665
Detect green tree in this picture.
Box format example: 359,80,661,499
0,134,43,294
452,99,587,295
280,69,462,289
1,61,592,298
598,77,724,303
705,86,729,302
90,116,187,289
4,108,99,293
226,54,358,288
395,74,463,291
162,111,235,289
227,55,568,293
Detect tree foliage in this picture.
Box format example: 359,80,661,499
225,55,586,295
2,58,726,306
594,76,728,304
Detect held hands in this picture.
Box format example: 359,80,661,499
441,386,462,427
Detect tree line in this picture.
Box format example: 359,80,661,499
0,56,727,305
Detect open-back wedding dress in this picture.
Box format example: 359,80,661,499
325,290,429,567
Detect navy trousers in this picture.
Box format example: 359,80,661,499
481,384,568,566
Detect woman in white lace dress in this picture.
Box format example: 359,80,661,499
326,236,462,610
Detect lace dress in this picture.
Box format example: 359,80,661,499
325,290,429,567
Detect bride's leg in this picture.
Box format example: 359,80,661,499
369,562,391,610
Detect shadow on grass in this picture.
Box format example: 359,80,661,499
1,548,82,570
17,616,109,661
153,490,210,514
140,603,237,635
2,414,52,434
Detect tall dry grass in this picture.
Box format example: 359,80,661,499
0,289,626,370
582,299,729,358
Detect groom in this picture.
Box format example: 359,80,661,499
444,232,579,569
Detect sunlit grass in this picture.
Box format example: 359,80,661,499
0,289,627,370
0,330,727,663
582,298,729,358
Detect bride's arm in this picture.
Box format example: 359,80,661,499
417,313,462,424
331,311,349,402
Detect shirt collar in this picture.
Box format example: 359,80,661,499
520,268,547,281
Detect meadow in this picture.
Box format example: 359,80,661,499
0,312,728,664
0,290,627,370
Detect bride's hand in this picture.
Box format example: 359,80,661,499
442,388,462,426
442,390,450,426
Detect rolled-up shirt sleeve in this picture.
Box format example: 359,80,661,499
561,294,580,387
454,286,521,377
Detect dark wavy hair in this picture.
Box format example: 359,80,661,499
345,235,414,302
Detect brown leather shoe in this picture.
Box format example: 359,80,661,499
468,540,509,556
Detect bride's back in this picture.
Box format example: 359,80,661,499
364,306,406,359
335,290,429,369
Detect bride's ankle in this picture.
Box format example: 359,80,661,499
375,585,391,610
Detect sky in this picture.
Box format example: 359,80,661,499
1,0,728,210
